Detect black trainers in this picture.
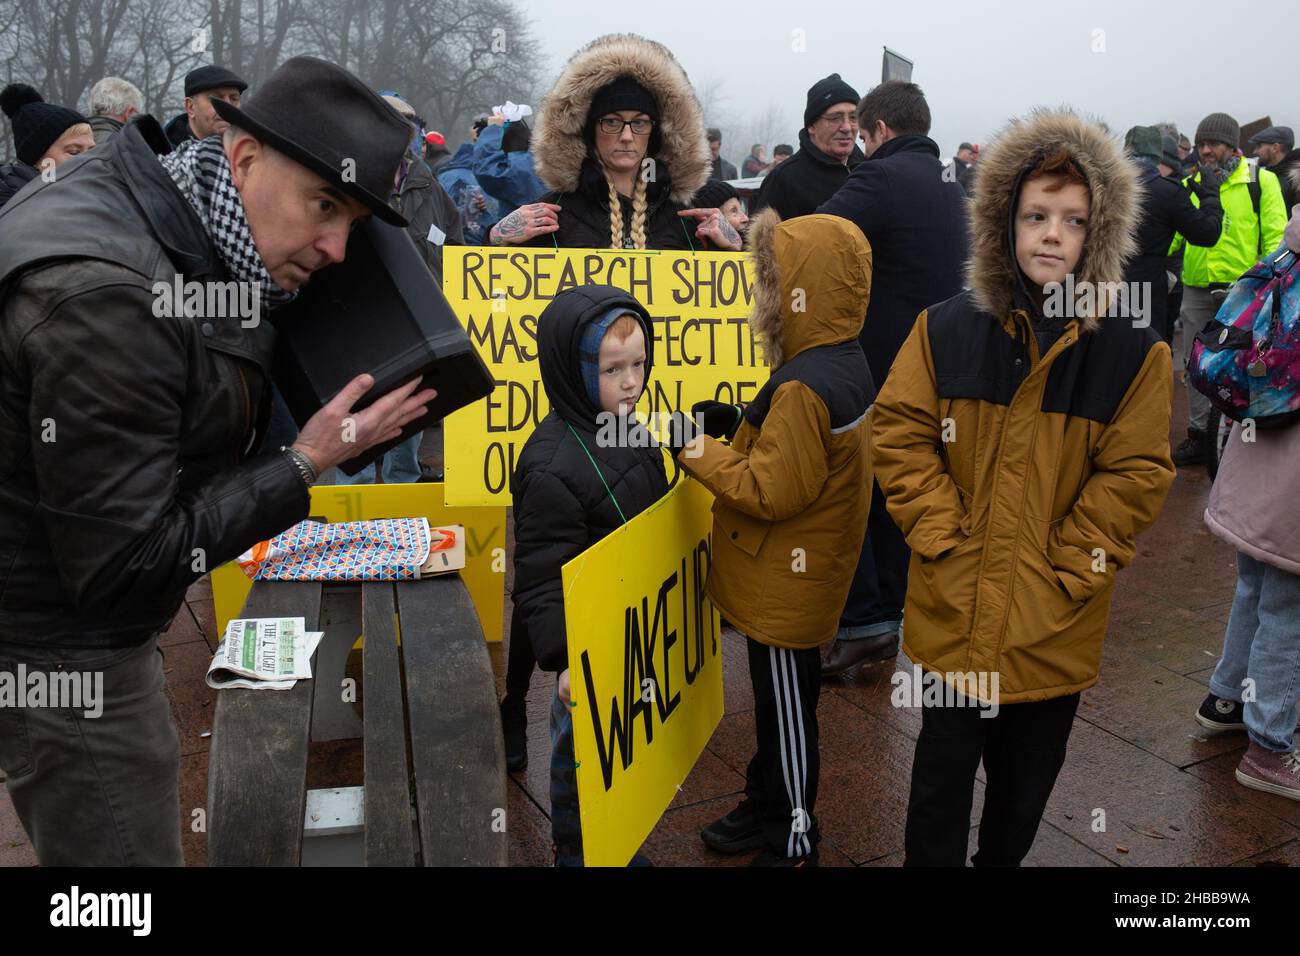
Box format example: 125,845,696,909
1195,693,1245,732
500,698,528,772
701,800,766,854
748,847,819,867
1173,429,1206,467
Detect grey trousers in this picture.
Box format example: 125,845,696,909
0,637,183,866
1178,286,1215,432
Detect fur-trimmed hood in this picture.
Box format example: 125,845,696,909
746,208,872,369
532,34,711,205
967,109,1139,331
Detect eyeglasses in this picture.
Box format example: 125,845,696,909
818,111,858,127
598,117,654,135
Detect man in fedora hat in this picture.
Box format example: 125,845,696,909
0,56,435,865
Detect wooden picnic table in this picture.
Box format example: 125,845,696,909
206,574,507,866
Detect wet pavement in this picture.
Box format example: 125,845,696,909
3,384,1298,867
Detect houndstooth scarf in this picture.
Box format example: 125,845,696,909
159,137,297,309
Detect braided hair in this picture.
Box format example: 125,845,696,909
605,173,649,250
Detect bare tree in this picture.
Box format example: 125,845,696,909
297,0,543,143
6,0,134,108
741,100,794,160
0,0,544,161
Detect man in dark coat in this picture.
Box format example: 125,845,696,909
1123,126,1223,343
707,127,738,180
816,81,970,675
1250,125,1300,211
948,142,977,192
380,93,464,287
0,57,434,866
750,73,864,219
183,64,247,140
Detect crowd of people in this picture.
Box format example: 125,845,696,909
0,30,1298,870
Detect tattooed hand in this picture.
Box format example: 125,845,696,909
677,207,743,251
489,202,562,245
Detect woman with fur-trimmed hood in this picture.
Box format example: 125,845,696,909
673,210,873,865
870,109,1176,866
485,34,740,251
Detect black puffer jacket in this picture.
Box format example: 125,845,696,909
0,162,37,210
528,157,697,251
510,285,669,672
749,128,864,220
0,117,309,648
1125,161,1222,341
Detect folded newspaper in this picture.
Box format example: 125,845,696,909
206,617,326,690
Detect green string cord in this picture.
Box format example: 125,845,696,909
566,423,628,524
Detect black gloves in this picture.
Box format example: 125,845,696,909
662,402,744,458
1191,167,1220,200
664,412,697,458
691,400,743,440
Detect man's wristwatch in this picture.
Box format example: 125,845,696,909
281,446,319,488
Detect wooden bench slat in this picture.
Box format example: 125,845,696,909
208,581,322,866
397,576,507,866
361,582,417,866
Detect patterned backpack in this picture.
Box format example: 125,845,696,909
1188,244,1300,428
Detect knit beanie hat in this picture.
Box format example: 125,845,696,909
804,74,860,128
1194,112,1240,148
692,179,738,210
1,84,88,167
588,77,659,129
502,119,531,153
1123,125,1162,163
579,307,638,408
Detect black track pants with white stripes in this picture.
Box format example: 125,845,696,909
744,636,822,858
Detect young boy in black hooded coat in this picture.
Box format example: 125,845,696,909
506,283,668,865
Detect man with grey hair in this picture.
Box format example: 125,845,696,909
87,76,143,145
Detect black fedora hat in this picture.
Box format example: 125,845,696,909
211,56,411,226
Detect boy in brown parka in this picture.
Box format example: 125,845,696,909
674,211,873,866
871,110,1175,866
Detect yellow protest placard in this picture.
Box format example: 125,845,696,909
442,247,765,506
561,477,723,867
210,482,506,642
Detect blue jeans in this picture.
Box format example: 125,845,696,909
839,480,909,638
332,431,423,485
1209,551,1300,753
549,686,582,866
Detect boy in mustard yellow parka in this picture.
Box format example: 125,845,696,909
675,210,874,866
872,110,1176,866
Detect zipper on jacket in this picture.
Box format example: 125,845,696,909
235,364,253,459
973,318,1078,664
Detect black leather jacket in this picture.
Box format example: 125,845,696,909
0,117,310,648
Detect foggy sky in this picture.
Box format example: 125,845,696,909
526,0,1295,162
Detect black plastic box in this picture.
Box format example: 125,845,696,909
271,218,494,475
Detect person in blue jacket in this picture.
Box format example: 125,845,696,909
471,113,546,217
438,122,500,245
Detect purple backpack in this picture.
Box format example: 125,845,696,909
1188,245,1300,428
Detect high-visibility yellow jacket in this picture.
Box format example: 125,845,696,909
1171,159,1286,287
